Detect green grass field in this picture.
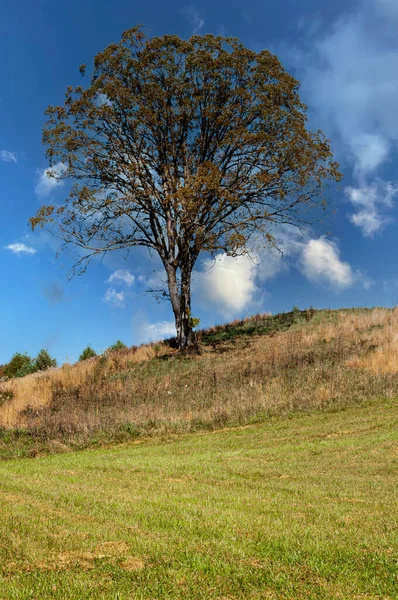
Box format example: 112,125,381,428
0,398,396,599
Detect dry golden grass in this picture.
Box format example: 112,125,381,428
1,307,398,450
0,341,172,428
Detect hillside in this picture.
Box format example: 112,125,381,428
0,399,396,599
1,307,398,458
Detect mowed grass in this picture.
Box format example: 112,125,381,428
0,398,396,599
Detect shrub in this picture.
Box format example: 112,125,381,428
34,349,57,372
3,353,35,378
107,340,127,353
79,345,97,361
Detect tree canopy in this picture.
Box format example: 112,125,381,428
31,26,341,350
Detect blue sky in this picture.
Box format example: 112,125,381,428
1,0,398,364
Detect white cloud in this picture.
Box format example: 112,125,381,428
297,1,398,178
103,288,125,308
345,180,398,237
146,321,176,341
193,228,366,314
350,134,390,177
193,253,258,315
299,238,353,290
181,6,205,34
6,243,37,255
35,162,67,197
0,150,17,163
290,1,398,237
107,269,135,287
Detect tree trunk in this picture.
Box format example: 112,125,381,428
166,261,194,352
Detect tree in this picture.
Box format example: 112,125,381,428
4,353,35,378
79,346,97,361
30,27,341,350
34,349,57,371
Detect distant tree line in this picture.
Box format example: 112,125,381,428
0,340,128,380
0,349,57,379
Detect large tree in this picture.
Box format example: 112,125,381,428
31,27,341,350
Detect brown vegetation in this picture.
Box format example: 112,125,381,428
1,307,397,455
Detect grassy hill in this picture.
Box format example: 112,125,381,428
1,307,398,458
0,398,396,599
0,307,397,598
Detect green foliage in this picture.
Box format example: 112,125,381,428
34,349,57,372
200,309,314,346
3,353,35,378
106,340,127,353
3,349,57,379
188,313,200,330
79,345,97,361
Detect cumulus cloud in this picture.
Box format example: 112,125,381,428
345,180,398,237
181,6,205,34
193,253,259,315
146,321,176,341
107,269,135,287
35,162,67,197
6,243,37,255
0,150,17,163
104,288,125,308
299,238,353,289
193,228,368,315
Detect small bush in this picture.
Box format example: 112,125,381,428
4,353,35,378
107,340,127,353
79,346,97,361
34,349,57,372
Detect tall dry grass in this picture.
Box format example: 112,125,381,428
1,307,398,452
0,341,172,428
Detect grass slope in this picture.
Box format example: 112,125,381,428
0,398,397,599
2,307,398,460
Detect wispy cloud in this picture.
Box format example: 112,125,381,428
103,288,125,308
345,180,398,237
181,6,205,34
6,243,37,255
292,0,398,236
0,150,17,163
107,269,135,287
35,162,67,198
